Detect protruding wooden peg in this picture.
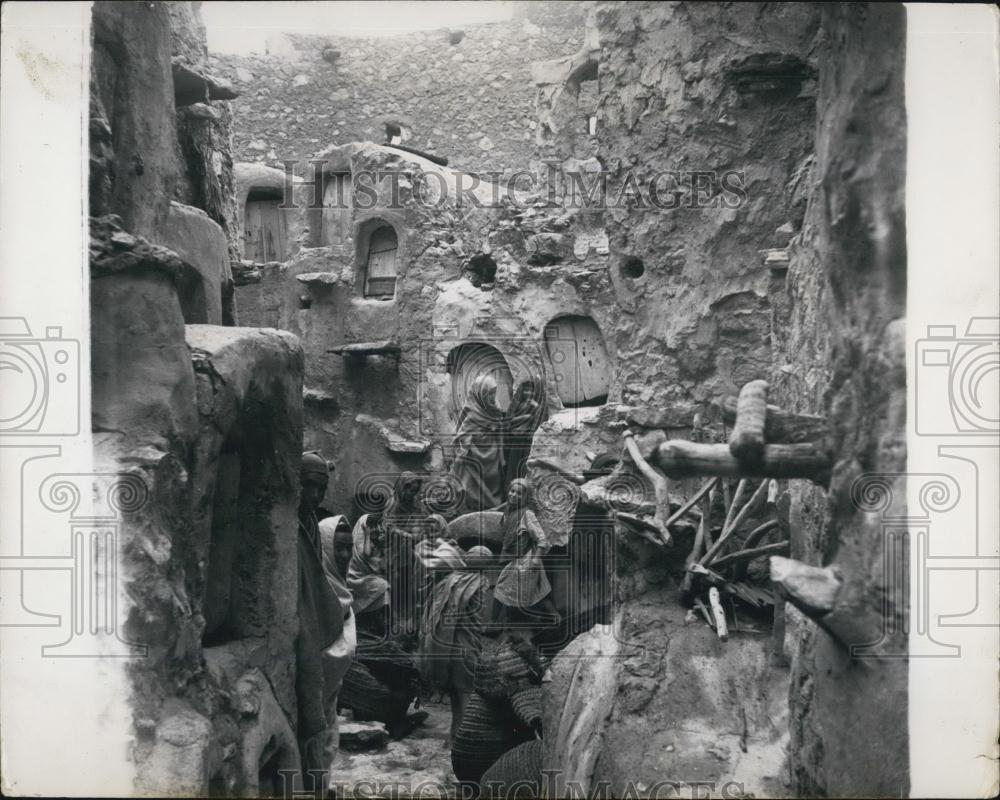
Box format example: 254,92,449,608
729,380,768,466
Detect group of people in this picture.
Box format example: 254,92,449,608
290,372,559,793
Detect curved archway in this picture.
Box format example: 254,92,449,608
543,315,610,408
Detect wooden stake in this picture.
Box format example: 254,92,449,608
710,541,789,570
701,478,770,566
624,431,672,546
722,479,747,534
741,519,780,550
681,490,713,597
662,477,717,528
709,587,728,641
693,597,715,629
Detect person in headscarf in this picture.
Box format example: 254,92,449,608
346,512,391,637
417,541,496,745
296,451,344,794
502,375,548,493
493,478,560,636
318,515,357,777
449,373,506,517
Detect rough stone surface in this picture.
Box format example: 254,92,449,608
596,1,819,415
89,4,305,796
543,600,790,798
90,220,198,446
770,4,909,795
186,324,304,717
211,4,586,178
91,0,177,241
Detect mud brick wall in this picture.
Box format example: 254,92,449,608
90,3,306,794
594,1,820,421
774,4,909,795
210,3,586,178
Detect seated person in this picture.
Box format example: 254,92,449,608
340,511,427,738
492,478,560,638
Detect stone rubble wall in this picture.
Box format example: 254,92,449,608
210,3,587,179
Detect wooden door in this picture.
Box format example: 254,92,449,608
544,316,610,406
244,198,285,263
364,226,398,298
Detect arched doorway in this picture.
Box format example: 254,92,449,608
543,315,611,408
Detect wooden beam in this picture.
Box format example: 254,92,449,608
654,440,831,486
328,340,401,357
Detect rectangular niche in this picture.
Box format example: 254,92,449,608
202,437,276,647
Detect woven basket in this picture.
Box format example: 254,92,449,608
480,740,545,799
474,636,543,701
508,684,543,731
451,692,517,785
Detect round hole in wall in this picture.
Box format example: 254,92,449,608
622,256,645,280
